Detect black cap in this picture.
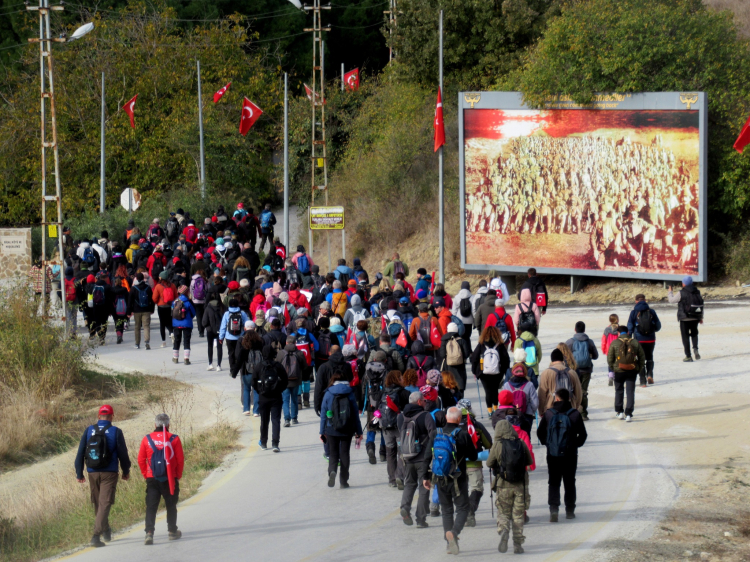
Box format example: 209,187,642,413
417,268,427,275
297,245,305,252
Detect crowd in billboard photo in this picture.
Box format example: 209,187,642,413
463,109,701,276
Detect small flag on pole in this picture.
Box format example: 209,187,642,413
344,68,359,91
734,114,750,153
123,94,138,129
213,82,231,103
433,88,445,152
239,97,262,136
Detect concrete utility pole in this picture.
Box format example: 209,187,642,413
100,72,105,213
283,73,290,248
197,59,206,199
385,0,397,61
438,9,444,284
304,0,330,267
27,0,67,331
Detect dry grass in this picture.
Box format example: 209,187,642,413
705,0,750,36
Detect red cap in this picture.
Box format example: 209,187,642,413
86,274,96,284
237,202,244,209
195,252,203,260
99,404,113,416
228,281,240,290
212,216,218,223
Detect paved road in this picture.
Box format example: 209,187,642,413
58,304,681,562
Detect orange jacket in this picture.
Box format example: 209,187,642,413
152,281,177,307
436,307,452,335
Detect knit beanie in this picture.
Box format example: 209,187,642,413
426,369,441,385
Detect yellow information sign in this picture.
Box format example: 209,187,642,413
309,206,345,230
47,224,58,238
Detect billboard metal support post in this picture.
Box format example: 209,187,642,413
342,229,345,260
438,10,444,284
100,72,105,213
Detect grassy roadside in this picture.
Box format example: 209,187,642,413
0,422,240,562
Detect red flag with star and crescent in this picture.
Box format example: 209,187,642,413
123,94,138,129
213,82,231,103
344,68,359,91
466,414,480,448
239,97,262,136
433,88,445,152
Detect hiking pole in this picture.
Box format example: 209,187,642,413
475,378,483,418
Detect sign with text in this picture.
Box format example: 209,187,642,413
309,206,345,230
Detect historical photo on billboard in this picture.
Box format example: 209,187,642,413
462,104,702,277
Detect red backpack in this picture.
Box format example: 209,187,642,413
65,278,76,302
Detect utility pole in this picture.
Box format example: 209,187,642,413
197,59,206,199
283,73,289,248
27,0,67,331
385,0,397,61
438,9,444,284
304,0,330,267
100,72,105,213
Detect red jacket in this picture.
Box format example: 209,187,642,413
484,306,516,347
250,294,268,317
138,430,185,485
146,252,167,277
288,289,311,312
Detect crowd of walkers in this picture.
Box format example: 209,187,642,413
67,202,705,554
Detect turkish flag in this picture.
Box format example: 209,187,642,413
396,329,408,348
433,88,445,152
734,114,750,153
213,82,231,103
344,68,359,91
304,83,325,104
466,414,480,448
123,94,137,129
239,97,262,136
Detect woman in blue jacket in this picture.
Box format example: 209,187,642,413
319,372,363,489
172,285,197,365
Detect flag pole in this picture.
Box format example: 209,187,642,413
284,73,290,248
341,63,344,92
100,71,105,214
197,60,206,200
438,9,445,284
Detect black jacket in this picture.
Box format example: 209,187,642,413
262,328,287,350
537,400,587,453
314,352,352,414
441,422,478,474
470,338,510,377
396,403,437,464
202,301,224,334
252,360,288,402
128,282,154,314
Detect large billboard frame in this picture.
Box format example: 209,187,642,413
458,91,708,283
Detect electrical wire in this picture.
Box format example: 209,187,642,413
0,41,27,51
64,2,303,22
330,1,387,10
330,21,383,29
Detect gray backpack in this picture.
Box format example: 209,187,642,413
400,411,426,461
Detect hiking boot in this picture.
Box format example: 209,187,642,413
389,481,397,488
144,532,153,545
340,482,350,489
172,357,178,364
498,530,509,553
566,511,576,519
514,544,524,554
292,419,299,425
524,512,530,523
550,511,559,523
168,530,182,541
284,420,291,428
647,376,654,385
145,343,151,350
367,448,376,465
91,535,106,548
184,359,191,366
683,356,693,362
328,471,336,488
416,520,429,528
401,508,414,526
379,451,387,463
102,528,112,542
446,532,459,555
396,478,404,490
694,349,701,360
465,513,476,527
116,336,123,344
430,506,441,517
582,414,589,421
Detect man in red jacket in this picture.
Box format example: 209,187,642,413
138,413,185,545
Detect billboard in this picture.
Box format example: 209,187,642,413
459,92,707,282
309,206,345,230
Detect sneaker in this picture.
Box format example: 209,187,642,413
243,411,251,416
514,544,524,554
144,532,153,545
170,333,174,342
550,511,559,523
647,376,654,384
465,513,476,527
91,535,106,548
102,528,112,542
272,446,280,453
258,441,268,451
389,482,397,488
498,530,509,553
291,419,299,425
367,449,376,465
416,520,429,529
694,349,701,360
401,508,414,526
207,365,215,371
396,478,404,490
134,344,140,349
323,454,329,461
184,359,191,366
626,415,632,422
340,482,350,489
566,511,576,519
168,530,182,541
616,412,624,420
430,507,441,518
161,342,167,348
582,414,589,421
215,365,222,372
253,413,259,417
284,420,291,428
328,471,336,488
683,356,693,362
172,357,178,364
145,343,151,350
446,531,459,555
116,336,123,344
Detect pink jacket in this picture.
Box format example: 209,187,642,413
513,288,541,331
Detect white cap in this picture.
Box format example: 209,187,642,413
447,322,458,334
513,347,527,363
495,298,504,307
244,320,254,330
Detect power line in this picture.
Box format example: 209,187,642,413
64,2,304,22
330,21,383,29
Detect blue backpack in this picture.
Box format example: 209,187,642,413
571,338,592,370
146,434,176,478
82,246,95,265
135,285,150,308
546,409,575,457
431,427,461,478
450,315,465,336
260,211,272,229
521,336,537,366
297,254,310,275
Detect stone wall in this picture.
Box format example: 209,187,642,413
0,228,32,281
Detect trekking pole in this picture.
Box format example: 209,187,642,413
475,378,483,418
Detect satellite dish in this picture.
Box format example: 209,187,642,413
69,22,94,41
287,0,302,9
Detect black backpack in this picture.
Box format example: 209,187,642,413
682,289,704,320
379,387,400,430
637,308,653,334
151,259,164,280
85,425,111,470
499,438,527,483
228,311,243,336
365,362,386,409
518,302,536,333
459,297,472,317
244,349,263,376
331,393,352,432
337,271,350,286
282,351,301,382
256,362,280,395
166,220,178,240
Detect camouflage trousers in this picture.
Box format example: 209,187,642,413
495,481,526,545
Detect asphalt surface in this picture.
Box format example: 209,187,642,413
56,304,678,562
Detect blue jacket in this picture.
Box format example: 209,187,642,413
333,265,354,281
219,307,250,340
74,420,131,478
319,382,363,437
330,324,346,348
416,276,431,293
172,294,196,328
627,301,662,344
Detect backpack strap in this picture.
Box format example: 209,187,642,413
146,434,157,451
566,408,576,416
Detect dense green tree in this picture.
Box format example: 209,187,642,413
506,0,750,224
